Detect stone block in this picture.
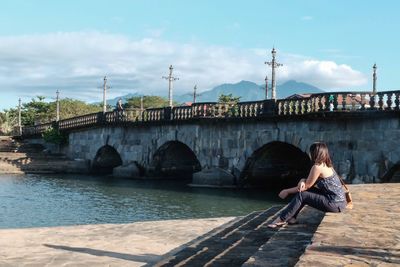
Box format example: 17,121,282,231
65,160,90,173
192,167,236,187
227,139,238,149
113,162,141,178
218,156,229,169
352,175,363,184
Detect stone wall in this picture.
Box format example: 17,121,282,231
64,113,400,184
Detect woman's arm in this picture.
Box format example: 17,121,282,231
278,186,299,199
298,165,321,192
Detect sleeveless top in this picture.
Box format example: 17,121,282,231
316,169,346,202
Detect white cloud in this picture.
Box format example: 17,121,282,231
0,32,367,108
277,58,367,89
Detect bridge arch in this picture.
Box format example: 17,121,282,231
382,162,400,182
92,145,123,174
241,141,311,189
150,141,201,179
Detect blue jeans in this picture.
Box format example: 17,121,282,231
279,188,346,221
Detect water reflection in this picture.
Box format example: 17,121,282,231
0,174,282,229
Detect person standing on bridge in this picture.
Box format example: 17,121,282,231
115,98,124,120
268,142,346,228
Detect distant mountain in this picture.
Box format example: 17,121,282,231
175,80,263,103
175,80,324,103
276,80,324,99
101,80,324,106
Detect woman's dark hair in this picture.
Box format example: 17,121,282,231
309,142,333,167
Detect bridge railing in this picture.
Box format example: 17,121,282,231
19,90,400,137
190,101,265,118
172,105,192,120
276,91,400,115
21,122,53,136
58,112,100,130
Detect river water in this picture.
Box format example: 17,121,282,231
0,174,283,229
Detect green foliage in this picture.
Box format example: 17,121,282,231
218,93,241,104
218,94,241,117
1,96,103,130
54,98,102,119
42,127,68,145
0,111,17,134
124,95,170,109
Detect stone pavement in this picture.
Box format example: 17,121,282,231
154,205,324,267
296,183,400,266
154,184,400,266
0,217,234,267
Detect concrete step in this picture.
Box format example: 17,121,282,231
0,152,67,160
242,207,324,267
0,136,45,153
0,157,88,174
153,206,284,267
153,205,326,267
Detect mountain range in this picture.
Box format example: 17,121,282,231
105,80,324,106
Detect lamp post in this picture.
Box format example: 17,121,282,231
18,98,22,135
162,65,179,107
265,75,268,100
102,76,109,113
265,48,283,100
56,90,60,122
193,85,197,104
372,63,377,95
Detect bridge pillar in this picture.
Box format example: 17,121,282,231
262,99,277,116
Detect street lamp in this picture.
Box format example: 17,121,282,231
56,90,60,122
265,48,283,100
102,76,110,113
162,65,179,107
18,98,22,135
193,85,197,104
372,63,377,95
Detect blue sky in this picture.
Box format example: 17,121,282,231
1,0,399,109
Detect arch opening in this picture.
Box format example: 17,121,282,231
92,145,122,174
150,141,201,179
241,141,311,190
382,162,400,182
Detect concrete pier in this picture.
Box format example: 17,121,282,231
296,184,400,266
0,218,234,267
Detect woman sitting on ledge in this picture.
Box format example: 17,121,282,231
268,142,346,228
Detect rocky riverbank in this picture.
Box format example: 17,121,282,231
0,136,88,174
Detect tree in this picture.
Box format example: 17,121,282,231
0,111,18,134
124,96,170,109
53,98,102,120
0,97,103,132
218,93,241,104
218,93,241,117
21,96,52,125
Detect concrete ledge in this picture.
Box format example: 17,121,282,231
296,183,400,266
192,167,236,187
0,217,235,267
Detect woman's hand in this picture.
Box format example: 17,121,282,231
298,181,306,192
297,179,306,192
278,189,289,199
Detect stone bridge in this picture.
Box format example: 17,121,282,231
21,90,400,187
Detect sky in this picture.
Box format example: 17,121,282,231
0,0,399,110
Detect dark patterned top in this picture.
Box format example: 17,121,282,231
316,170,346,202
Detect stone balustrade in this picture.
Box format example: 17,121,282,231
277,90,400,115
19,90,400,137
